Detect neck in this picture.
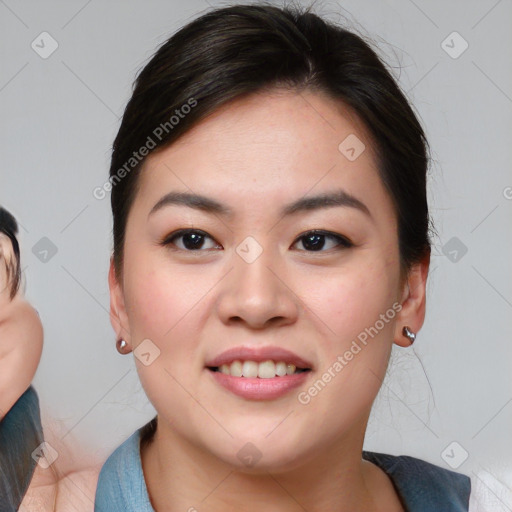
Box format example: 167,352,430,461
140,418,399,512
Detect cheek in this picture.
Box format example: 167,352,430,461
124,249,204,341
123,251,217,384
122,254,209,413
313,259,398,342
124,269,171,342
294,260,399,430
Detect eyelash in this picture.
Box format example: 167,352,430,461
160,229,353,253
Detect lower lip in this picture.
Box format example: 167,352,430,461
207,368,311,400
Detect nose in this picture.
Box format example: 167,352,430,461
215,243,301,329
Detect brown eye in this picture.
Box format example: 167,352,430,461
162,229,221,251
292,230,353,252
161,229,352,253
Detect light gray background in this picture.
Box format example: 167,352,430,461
1,0,511,510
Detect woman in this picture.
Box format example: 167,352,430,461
95,3,471,510
0,207,44,509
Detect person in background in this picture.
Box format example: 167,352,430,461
0,206,44,509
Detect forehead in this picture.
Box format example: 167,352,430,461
134,89,391,221
147,89,376,164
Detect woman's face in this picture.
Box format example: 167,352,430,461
110,90,423,471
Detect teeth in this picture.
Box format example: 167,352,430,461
217,360,303,378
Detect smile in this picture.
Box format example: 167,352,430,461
206,362,312,400
207,359,310,378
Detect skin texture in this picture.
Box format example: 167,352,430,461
0,233,43,419
109,89,429,511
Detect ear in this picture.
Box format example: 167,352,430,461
393,252,430,347
108,255,132,347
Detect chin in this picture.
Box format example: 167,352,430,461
198,425,313,474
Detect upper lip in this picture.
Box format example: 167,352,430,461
205,346,313,370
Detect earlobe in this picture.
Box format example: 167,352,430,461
108,256,132,348
393,253,430,347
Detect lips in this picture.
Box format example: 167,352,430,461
204,345,314,371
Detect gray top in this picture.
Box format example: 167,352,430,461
95,422,471,511
0,386,44,510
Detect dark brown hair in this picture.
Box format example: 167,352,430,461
109,2,432,279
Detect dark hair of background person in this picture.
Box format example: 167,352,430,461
0,207,21,300
108,1,433,281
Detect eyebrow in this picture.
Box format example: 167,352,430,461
148,189,372,219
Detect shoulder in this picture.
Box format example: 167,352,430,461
0,302,43,416
363,450,471,511
95,428,154,511
0,298,43,357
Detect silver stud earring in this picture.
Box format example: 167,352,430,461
402,326,416,345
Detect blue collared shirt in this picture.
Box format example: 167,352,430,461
95,422,471,511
